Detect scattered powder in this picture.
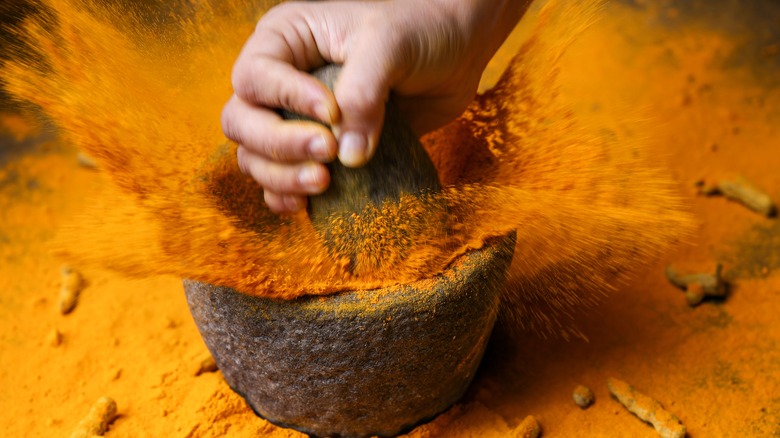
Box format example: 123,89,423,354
1,0,779,437
2,0,690,306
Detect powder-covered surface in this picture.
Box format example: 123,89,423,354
1,0,780,437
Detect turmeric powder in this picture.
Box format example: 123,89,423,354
2,0,689,303
1,0,780,437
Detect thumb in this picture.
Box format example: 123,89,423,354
332,38,401,168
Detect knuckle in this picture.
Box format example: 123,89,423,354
276,84,297,113
234,58,286,108
236,147,250,175
263,191,285,212
267,168,294,192
265,141,284,162
284,195,306,212
266,124,308,162
233,60,267,103
231,63,254,100
338,84,384,117
259,3,295,26
254,128,285,161
221,103,240,143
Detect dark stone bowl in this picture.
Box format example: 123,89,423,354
183,232,515,438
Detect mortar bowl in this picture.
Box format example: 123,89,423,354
183,232,515,438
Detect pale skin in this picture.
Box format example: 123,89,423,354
222,0,529,213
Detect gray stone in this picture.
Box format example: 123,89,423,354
183,232,515,438
281,64,442,223
281,64,446,276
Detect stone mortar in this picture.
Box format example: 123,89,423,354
184,232,515,438
184,64,516,437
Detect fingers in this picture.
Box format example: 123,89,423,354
231,1,405,171
222,95,338,163
224,1,421,215
223,95,336,214
232,57,337,125
232,4,339,124
237,146,330,196
333,84,386,168
237,144,329,214
334,25,405,168
263,191,307,214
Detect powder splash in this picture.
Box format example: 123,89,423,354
2,0,690,314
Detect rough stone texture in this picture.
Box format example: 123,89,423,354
572,385,594,409
183,233,515,438
184,63,511,437
281,64,442,222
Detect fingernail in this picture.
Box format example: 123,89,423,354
308,134,333,161
313,102,333,125
298,164,326,192
338,131,368,168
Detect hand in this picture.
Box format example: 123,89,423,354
222,0,526,213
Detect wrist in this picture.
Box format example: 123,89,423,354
431,0,529,69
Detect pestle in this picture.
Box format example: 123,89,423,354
280,64,442,222
281,64,444,274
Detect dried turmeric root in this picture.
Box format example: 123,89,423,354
698,177,776,217
513,415,541,438
665,263,727,307
194,352,218,376
59,265,85,315
607,377,685,438
70,396,117,438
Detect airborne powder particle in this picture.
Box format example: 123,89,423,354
2,0,690,331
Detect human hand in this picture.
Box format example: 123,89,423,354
222,0,526,213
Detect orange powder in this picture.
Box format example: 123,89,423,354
2,1,780,437
2,0,690,301
0,113,41,142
